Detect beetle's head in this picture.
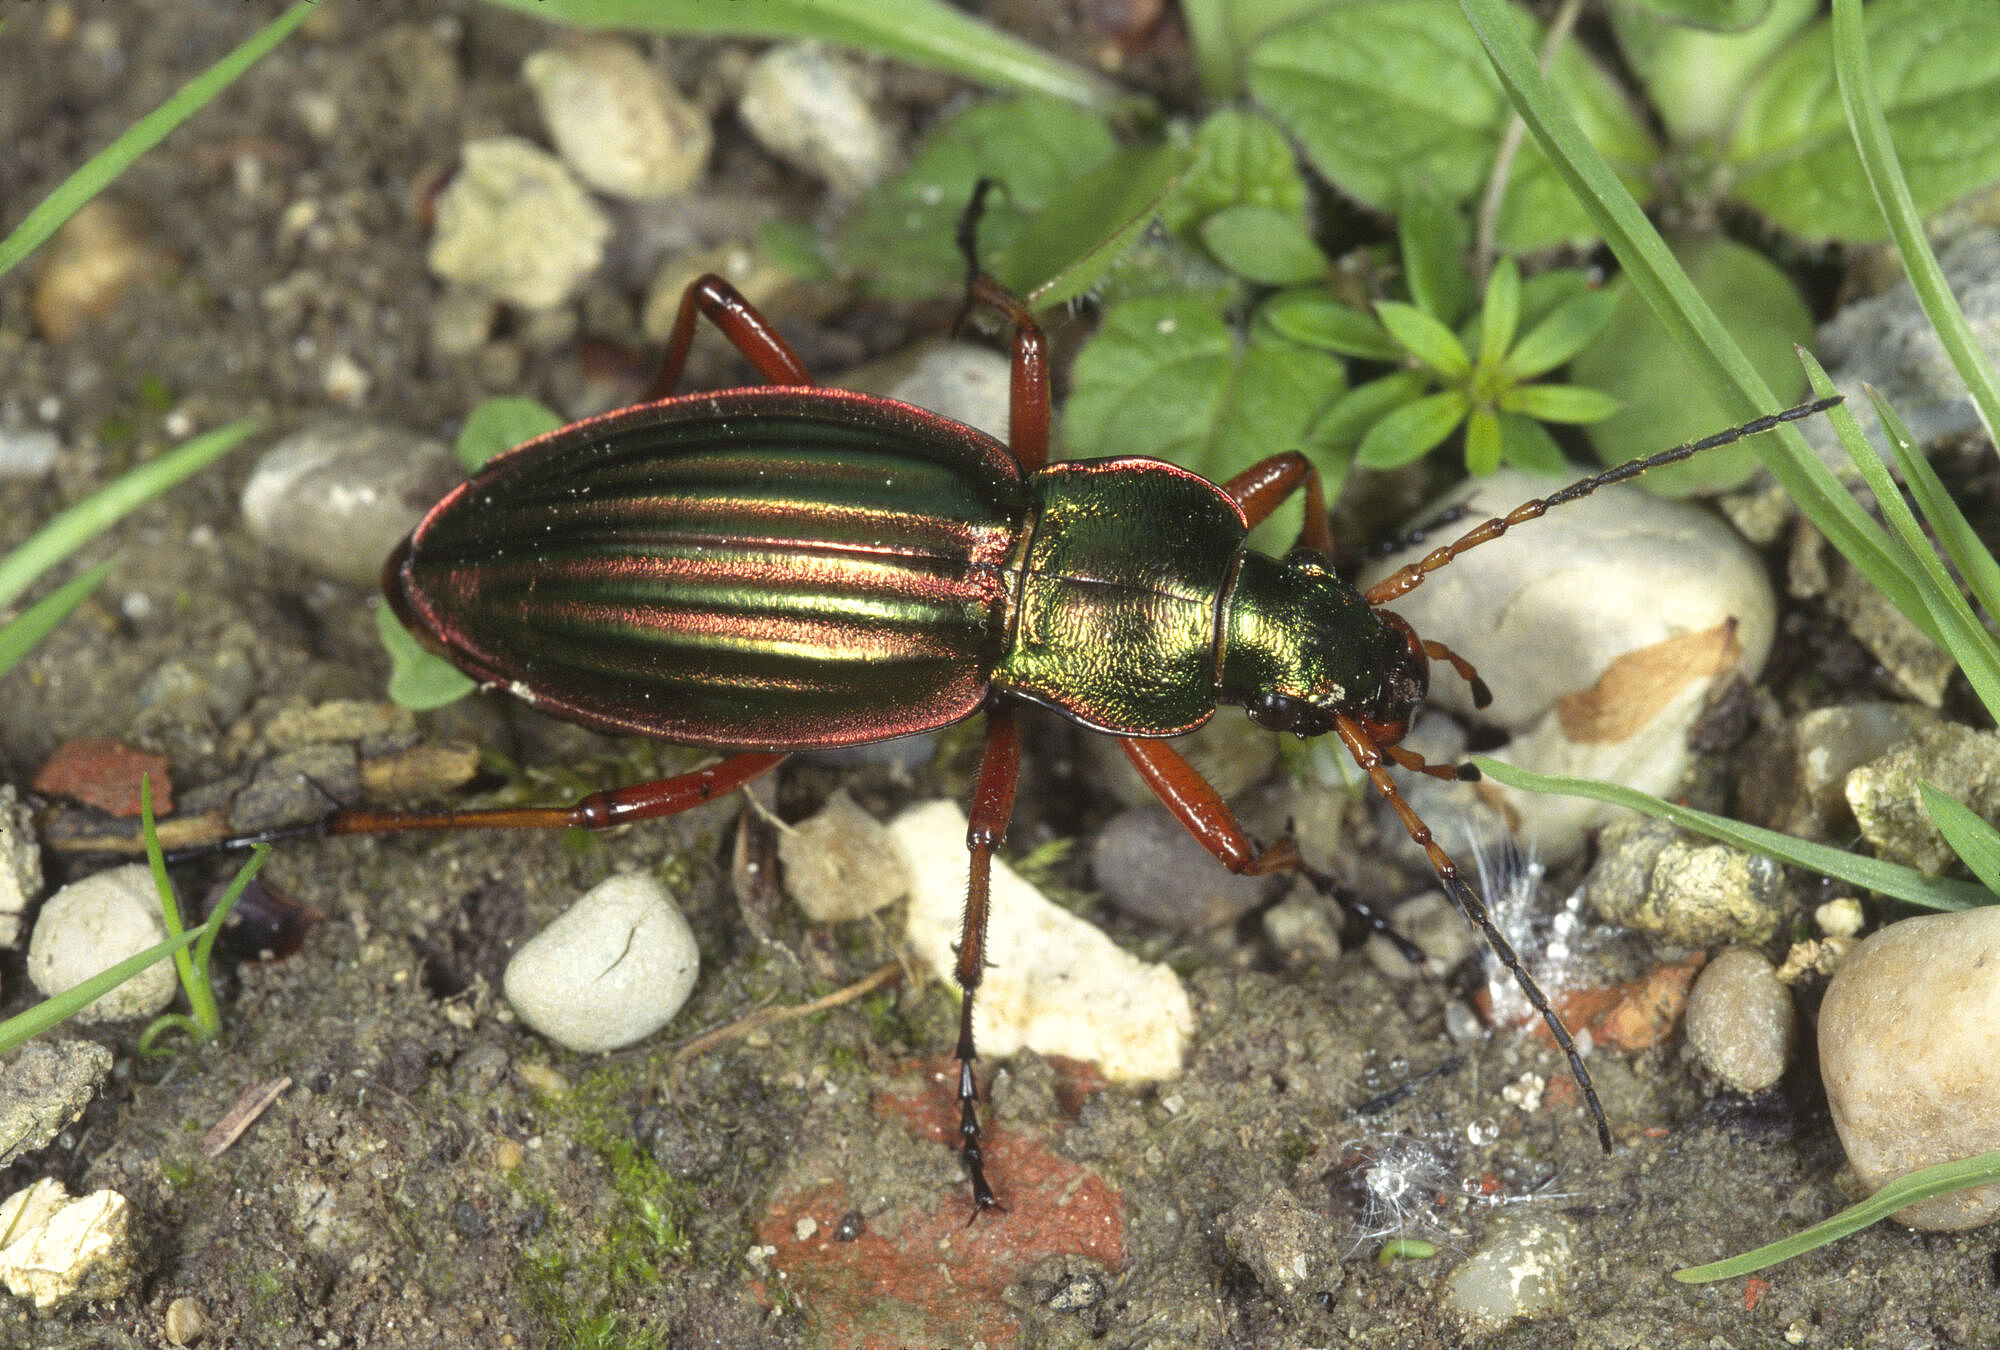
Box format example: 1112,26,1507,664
1220,550,1429,742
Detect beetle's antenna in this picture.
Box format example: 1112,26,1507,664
1334,713,1612,1152
1363,395,1842,607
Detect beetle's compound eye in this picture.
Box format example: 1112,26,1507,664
1246,692,1304,733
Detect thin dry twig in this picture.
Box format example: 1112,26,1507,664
201,1075,293,1156
670,963,902,1065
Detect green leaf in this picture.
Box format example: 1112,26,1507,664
1454,0,1916,624
997,142,1193,306
1884,389,2000,629
1307,371,1430,454
458,398,562,472
1355,390,1471,469
1497,409,1571,474
1845,391,2000,719
1259,290,1400,361
1830,0,2000,464
1248,0,1658,251
480,0,1125,110
1398,193,1473,326
1922,784,2000,899
0,4,316,279
1621,0,1778,26
1729,0,2000,243
1180,0,1342,98
1063,297,1344,547
1676,1148,2000,1283
1464,405,1503,476
1376,302,1471,379
1161,108,1310,240
1501,284,1618,379
1200,204,1329,285
1476,257,1521,371
1568,235,1811,492
1475,756,1997,911
378,605,478,711
1499,382,1621,423
1612,0,1820,144
832,98,1116,299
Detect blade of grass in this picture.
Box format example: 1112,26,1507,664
1830,0,2000,451
1472,757,1995,912
1802,341,1998,685
1452,0,1920,628
478,0,1127,112
1857,390,2000,717
0,559,114,680
1675,1148,2000,1282
1920,783,2000,898
0,928,205,1054
1885,408,2000,627
0,421,255,612
0,3,316,277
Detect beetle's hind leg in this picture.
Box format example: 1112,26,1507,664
311,752,790,836
646,275,814,400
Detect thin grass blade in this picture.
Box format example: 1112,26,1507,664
0,4,315,277
1473,757,1994,912
0,422,255,612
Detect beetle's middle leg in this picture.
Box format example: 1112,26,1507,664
1117,736,1300,876
1219,452,1334,555
955,178,1051,473
952,706,1023,1217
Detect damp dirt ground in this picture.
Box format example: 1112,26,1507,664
1,3,1996,1347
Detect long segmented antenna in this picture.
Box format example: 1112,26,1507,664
1365,396,1843,606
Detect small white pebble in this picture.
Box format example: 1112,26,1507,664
26,865,176,1022
504,873,699,1053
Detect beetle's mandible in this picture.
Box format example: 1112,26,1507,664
262,185,1838,1215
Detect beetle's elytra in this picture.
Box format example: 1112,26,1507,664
289,186,1837,1215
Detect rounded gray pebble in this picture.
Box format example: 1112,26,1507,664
1684,946,1794,1093
1819,906,2000,1230
241,422,462,586
503,873,699,1053
26,866,176,1023
1091,806,1280,932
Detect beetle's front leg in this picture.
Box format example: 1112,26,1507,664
1117,735,1300,876
951,706,1023,1218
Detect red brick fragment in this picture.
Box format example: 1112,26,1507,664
35,737,171,817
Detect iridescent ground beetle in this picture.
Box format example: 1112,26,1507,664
253,187,1837,1214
